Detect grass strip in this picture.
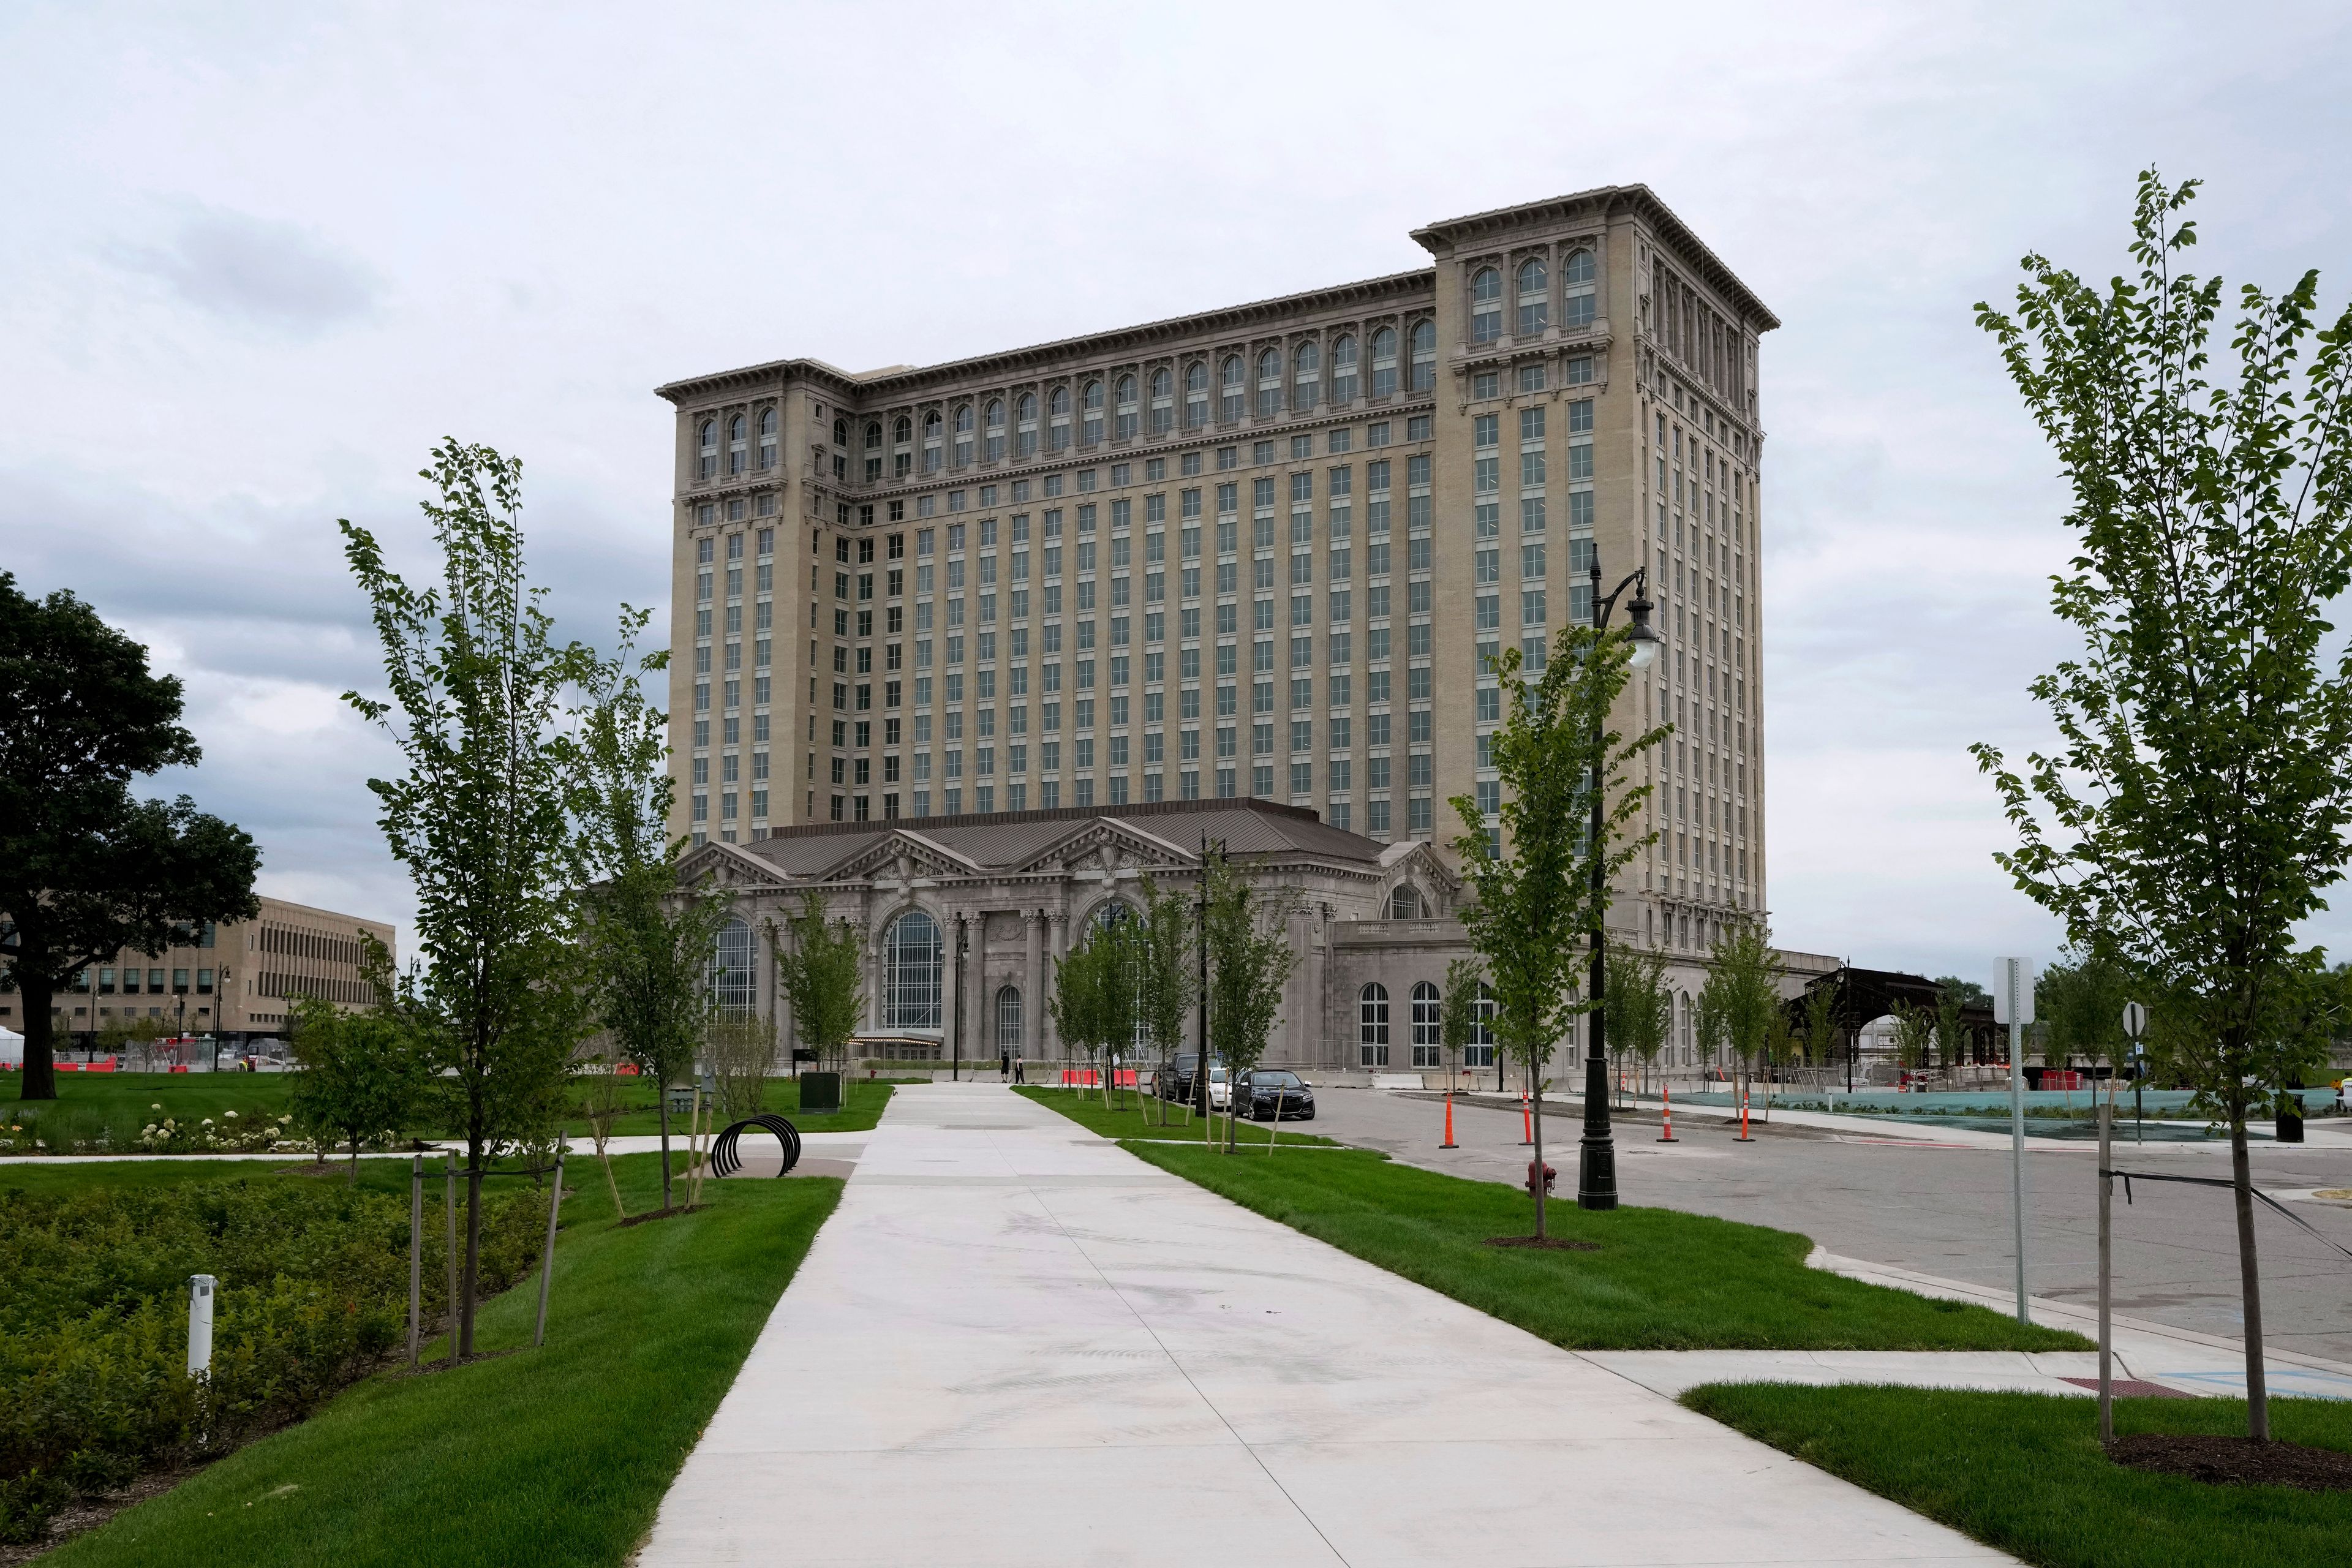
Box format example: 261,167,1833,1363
1682,1383,2352,1568
38,1152,838,1568
1014,1085,1337,1145
1124,1142,2086,1351
565,1076,896,1137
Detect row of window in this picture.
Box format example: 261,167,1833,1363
1468,251,1599,344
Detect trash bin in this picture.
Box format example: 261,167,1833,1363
800,1071,843,1114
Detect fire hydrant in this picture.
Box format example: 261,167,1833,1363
1526,1159,1557,1196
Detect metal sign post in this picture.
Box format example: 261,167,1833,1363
2122,1002,2148,1147
1994,957,2037,1325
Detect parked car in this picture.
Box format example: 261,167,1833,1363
1240,1069,1315,1121
1166,1052,1224,1108
1206,1065,1231,1111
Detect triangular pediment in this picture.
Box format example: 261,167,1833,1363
676,840,788,892
1012,815,1196,877
813,827,984,886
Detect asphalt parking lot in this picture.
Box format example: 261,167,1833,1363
1302,1087,2352,1364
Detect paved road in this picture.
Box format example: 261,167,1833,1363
1305,1088,2352,1365
641,1083,2015,1567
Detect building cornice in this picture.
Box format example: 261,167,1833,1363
1411,184,1779,335
657,270,1439,410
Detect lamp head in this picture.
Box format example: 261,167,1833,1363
1624,585,1661,671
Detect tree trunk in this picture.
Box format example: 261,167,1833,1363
458,1150,484,1360
16,976,57,1101
657,1092,673,1212
1531,1060,1547,1240
2230,1115,2270,1441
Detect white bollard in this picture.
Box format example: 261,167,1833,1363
187,1273,217,1377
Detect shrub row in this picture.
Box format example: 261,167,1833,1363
0,1177,545,1544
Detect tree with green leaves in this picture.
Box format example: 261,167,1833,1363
767,891,866,1076
1449,621,1664,1236
1131,876,1195,1125
1801,979,1842,1083
1699,918,1781,1102
2038,948,2132,1085
1202,852,1297,1152
286,994,429,1180
1,573,260,1102
1887,1000,1937,1076
1972,172,2352,1440
571,602,730,1213
340,441,598,1359
1932,980,1970,1076
1049,914,1134,1107
1693,990,1726,1085
1439,956,1487,1089
1604,940,1673,1094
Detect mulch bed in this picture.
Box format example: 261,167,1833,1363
2108,1433,2352,1491
1483,1235,1600,1252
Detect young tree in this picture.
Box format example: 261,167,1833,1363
570,603,729,1213
1699,918,1781,1100
707,1009,775,1121
1439,956,1487,1090
1887,1000,1937,1076
1449,621,1663,1237
1604,940,1673,1094
1973,172,2352,1440
1932,979,1969,1077
2038,948,2131,1085
1,575,260,1102
767,891,866,1077
285,995,428,1180
341,442,598,1358
1131,876,1195,1125
1801,978,1843,1084
574,1055,633,1219
1201,853,1297,1152
1047,928,1102,1091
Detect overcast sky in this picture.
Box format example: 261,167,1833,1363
5,0,2348,982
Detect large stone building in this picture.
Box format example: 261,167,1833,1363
7,894,396,1050
658,185,1773,1066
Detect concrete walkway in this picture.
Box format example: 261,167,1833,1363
638,1082,2014,1567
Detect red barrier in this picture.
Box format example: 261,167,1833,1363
614,1061,641,1076
168,1064,189,1073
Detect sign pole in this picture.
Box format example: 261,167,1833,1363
1996,957,2036,1326
2097,1094,2113,1444
2122,1001,2148,1147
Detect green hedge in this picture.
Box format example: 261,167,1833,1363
0,1179,542,1545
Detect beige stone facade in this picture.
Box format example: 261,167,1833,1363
7,894,396,1046
655,184,1773,998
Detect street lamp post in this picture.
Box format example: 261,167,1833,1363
1577,559,1660,1212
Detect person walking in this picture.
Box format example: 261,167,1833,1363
1013,1055,1025,1085
999,1049,1011,1082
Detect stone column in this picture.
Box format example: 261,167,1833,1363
962,910,987,1069
1040,908,1066,1060
938,911,960,1064
1022,910,1043,1062
1303,902,1327,1073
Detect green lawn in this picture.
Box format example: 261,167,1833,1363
1014,1085,1338,1145
1125,1143,2087,1352
1683,1384,2352,1568
35,1152,839,1567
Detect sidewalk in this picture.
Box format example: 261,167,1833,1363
638,1082,2016,1566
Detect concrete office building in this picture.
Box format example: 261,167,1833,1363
657,186,1774,1063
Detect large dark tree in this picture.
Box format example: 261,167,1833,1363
0,573,260,1100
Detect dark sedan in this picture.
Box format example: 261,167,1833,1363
1240,1069,1315,1121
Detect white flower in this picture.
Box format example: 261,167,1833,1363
224,1110,238,1119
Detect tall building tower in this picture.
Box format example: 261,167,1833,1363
655,184,1773,956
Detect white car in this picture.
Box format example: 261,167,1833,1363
1207,1065,1231,1110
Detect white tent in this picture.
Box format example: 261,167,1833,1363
0,1027,23,1068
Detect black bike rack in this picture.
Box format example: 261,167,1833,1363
709,1114,803,1178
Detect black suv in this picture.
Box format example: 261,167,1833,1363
1162,1052,1223,1108
1240,1069,1315,1121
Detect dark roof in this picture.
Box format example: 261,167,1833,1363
740,796,1387,880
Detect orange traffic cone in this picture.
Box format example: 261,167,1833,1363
1735,1087,1755,1142
1657,1084,1678,1143
1520,1089,1533,1147
1439,1092,1458,1150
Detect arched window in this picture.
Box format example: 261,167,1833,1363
984,398,1006,462
697,419,718,480
1368,328,1398,398
995,985,1023,1056
1114,374,1138,440
1219,355,1245,423
1081,378,1105,445
1470,267,1503,343
1292,341,1320,412
1255,349,1282,418
952,403,974,467
1148,368,1172,434
1562,249,1597,330
1410,980,1442,1067
892,416,913,478
1048,386,1071,451
1359,982,1390,1067
1388,884,1425,919
893,416,912,445
864,421,883,450
882,910,944,1031
757,407,778,470
710,917,755,1016
1330,334,1359,403
1016,392,1038,457
1517,258,1549,337
727,413,747,474
1409,320,1438,391
921,410,944,473
1185,361,1210,428
833,417,848,448
1466,982,1497,1069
